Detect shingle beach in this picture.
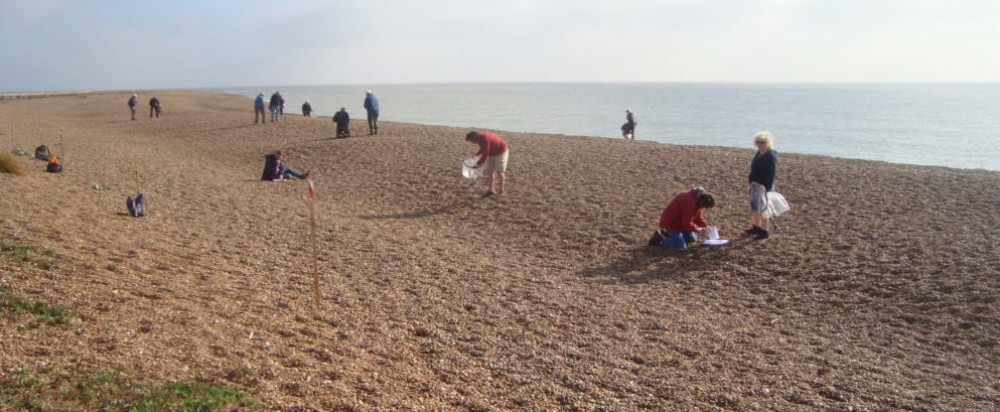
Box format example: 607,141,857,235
2,91,998,410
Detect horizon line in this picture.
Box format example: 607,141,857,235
5,80,1000,95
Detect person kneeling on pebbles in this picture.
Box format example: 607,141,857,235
648,186,716,249
465,131,509,196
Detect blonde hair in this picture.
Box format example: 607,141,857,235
753,131,774,150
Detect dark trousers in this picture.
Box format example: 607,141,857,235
367,111,379,135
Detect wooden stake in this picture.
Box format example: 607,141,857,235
134,166,141,193
58,127,65,162
308,181,319,307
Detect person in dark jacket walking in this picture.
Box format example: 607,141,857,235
333,107,350,138
363,90,380,135
149,97,161,118
746,131,778,239
302,100,312,117
269,91,284,122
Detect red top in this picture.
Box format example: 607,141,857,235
476,132,508,165
658,189,708,232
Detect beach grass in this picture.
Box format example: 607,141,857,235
0,287,73,325
0,238,59,270
0,152,27,176
0,367,261,411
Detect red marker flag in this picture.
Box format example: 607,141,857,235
307,180,316,202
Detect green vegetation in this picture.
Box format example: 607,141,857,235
0,151,27,176
0,287,73,325
0,367,261,411
0,238,59,270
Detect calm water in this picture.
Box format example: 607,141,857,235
213,83,1000,171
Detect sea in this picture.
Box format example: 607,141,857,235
211,83,1000,172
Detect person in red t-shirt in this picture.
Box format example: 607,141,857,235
465,131,509,196
648,187,716,249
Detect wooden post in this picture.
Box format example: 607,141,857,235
58,127,65,163
134,166,141,193
308,181,319,307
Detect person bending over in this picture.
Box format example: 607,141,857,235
465,131,509,197
364,90,380,135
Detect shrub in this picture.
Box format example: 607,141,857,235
0,152,27,176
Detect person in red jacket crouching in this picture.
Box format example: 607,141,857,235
648,186,716,249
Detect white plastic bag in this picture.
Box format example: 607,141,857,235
765,192,790,218
706,226,720,240
462,157,483,179
702,225,729,245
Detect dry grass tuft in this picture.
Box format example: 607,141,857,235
0,152,27,176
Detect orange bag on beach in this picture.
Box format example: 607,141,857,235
46,156,62,173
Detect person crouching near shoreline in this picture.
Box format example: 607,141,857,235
648,186,716,249
465,131,509,197
747,131,778,239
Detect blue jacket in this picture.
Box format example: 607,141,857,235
364,94,380,113
254,95,265,108
333,110,350,126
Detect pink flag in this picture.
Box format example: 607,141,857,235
308,180,316,202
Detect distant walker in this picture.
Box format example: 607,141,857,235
364,90,380,135
149,97,161,118
621,109,636,140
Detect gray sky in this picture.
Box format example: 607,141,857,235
2,0,998,92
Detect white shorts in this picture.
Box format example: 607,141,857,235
485,150,508,172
